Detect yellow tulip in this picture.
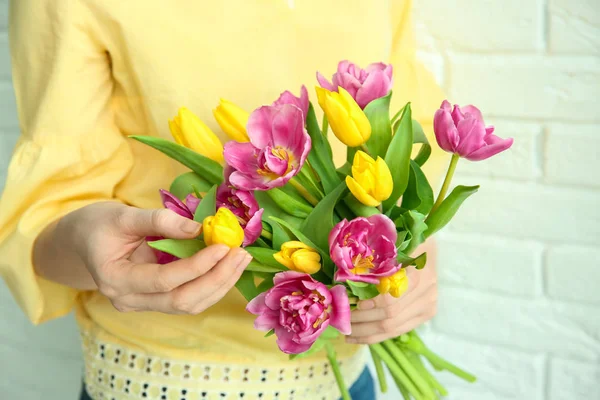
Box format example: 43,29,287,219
315,86,371,147
345,150,393,207
274,241,321,274
377,269,409,298
169,107,224,163
213,99,250,142
202,207,245,248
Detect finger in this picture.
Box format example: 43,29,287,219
355,267,420,312
118,207,202,239
108,244,231,295
120,248,251,313
346,314,430,345
129,242,158,264
351,294,401,323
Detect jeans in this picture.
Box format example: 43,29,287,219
80,368,375,400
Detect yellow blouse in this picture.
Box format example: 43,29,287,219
0,1,445,399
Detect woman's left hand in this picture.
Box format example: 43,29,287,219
346,240,438,345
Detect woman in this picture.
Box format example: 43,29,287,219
0,1,443,399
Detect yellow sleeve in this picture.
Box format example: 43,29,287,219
0,0,133,324
389,0,449,184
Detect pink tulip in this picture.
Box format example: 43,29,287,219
317,60,393,109
148,190,200,264
224,104,311,190
216,171,264,246
273,85,309,121
329,214,400,284
433,100,514,161
247,271,351,354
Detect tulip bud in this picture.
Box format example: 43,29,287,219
202,207,245,248
213,99,250,142
315,86,371,147
345,151,393,207
169,107,224,163
274,241,321,274
377,268,408,298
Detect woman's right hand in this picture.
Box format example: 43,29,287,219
34,201,252,315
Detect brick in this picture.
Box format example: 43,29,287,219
436,232,543,297
432,287,600,360
546,245,600,305
416,50,445,86
545,124,600,188
456,119,542,181
413,0,543,51
549,0,600,55
447,55,600,122
548,358,600,400
0,82,18,129
418,332,545,400
445,179,600,246
0,33,9,79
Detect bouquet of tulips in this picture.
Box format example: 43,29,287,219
133,60,513,400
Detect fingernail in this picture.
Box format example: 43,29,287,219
181,220,201,234
211,245,230,260
358,300,374,310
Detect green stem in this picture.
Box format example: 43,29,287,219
383,341,437,399
422,348,476,383
260,229,273,240
406,351,448,396
289,178,319,206
322,115,329,137
430,153,459,214
360,143,371,156
370,343,423,400
325,342,351,400
369,346,388,393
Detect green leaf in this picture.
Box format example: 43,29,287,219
129,136,223,184
424,185,479,238
305,103,340,194
390,102,409,127
256,276,275,293
398,211,428,256
401,161,434,215
300,181,347,252
193,185,218,223
147,239,205,259
343,195,380,218
364,92,392,159
266,188,313,218
235,271,260,301
169,172,213,200
412,120,432,167
245,247,287,270
397,251,427,270
320,326,341,340
382,103,413,212
245,260,286,273
347,281,380,300
264,329,275,338
255,191,296,249
336,162,352,180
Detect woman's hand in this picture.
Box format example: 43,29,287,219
346,240,438,344
33,201,252,315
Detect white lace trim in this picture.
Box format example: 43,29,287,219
81,331,367,400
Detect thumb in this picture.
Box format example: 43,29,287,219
118,207,202,239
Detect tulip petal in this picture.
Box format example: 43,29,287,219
160,189,194,219
275,327,312,354
355,69,392,109
242,208,264,246
316,71,336,91
346,176,380,207
465,137,514,161
247,106,279,149
459,104,485,122
433,108,460,153
184,194,201,215
247,292,269,315
329,285,351,335
223,141,260,176
254,311,279,331
455,116,487,157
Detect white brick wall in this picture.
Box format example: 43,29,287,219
410,1,600,399
0,1,599,400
